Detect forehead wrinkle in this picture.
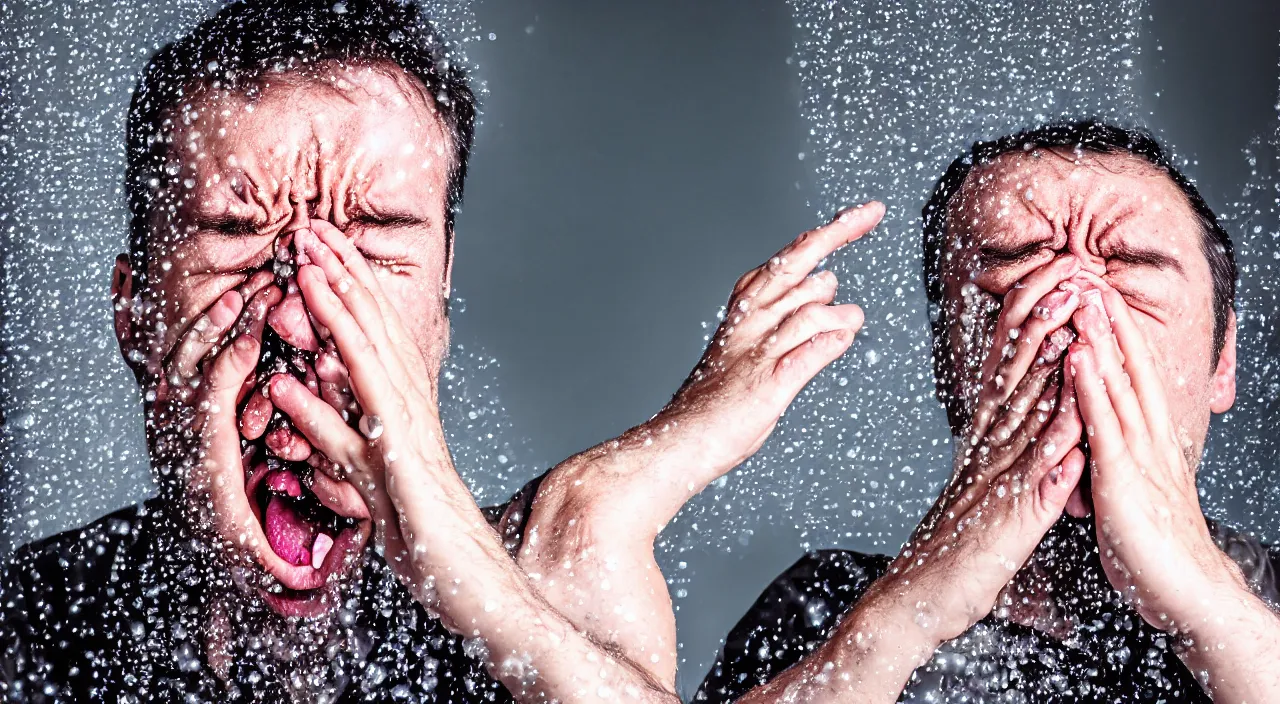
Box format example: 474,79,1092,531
951,158,1057,250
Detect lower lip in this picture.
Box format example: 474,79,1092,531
259,584,336,618
257,526,366,616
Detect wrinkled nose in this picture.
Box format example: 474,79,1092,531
265,197,321,352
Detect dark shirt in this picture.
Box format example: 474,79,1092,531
0,476,545,703
696,520,1280,703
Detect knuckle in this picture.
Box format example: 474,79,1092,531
796,301,827,325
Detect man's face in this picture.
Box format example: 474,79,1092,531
939,149,1236,465
115,63,454,618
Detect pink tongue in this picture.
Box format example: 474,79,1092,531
266,468,303,497
265,493,314,567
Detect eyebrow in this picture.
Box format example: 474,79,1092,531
196,213,263,235
349,211,430,228
1106,241,1186,276
977,237,1055,265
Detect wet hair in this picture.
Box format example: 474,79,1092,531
124,0,477,287
921,119,1237,433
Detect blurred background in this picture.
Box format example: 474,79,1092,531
3,0,1279,697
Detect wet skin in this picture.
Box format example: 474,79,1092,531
733,149,1280,704
941,148,1236,457
113,62,456,618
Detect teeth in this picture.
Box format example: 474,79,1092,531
311,533,334,570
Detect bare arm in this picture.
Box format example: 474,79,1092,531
515,203,886,687
1177,584,1280,703
267,222,680,703
733,586,939,704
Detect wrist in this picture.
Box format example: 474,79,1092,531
533,420,706,539
1150,550,1253,634
1175,578,1273,646
837,579,947,670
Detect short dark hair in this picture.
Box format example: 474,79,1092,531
125,0,477,287
921,119,1237,432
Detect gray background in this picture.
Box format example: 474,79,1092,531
3,0,1279,699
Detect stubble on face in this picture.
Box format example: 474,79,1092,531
938,149,1219,454
126,61,456,688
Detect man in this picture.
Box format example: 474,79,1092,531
0,1,872,701
684,121,1280,702
504,120,1280,703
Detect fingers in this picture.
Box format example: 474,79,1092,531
1067,343,1130,475
294,265,404,434
769,270,839,320
971,284,1081,437
769,302,864,359
1091,282,1172,441
202,335,262,460
268,374,364,473
234,285,289,440
295,228,390,345
264,426,312,462
1071,290,1150,450
305,221,418,356
994,256,1082,340
162,273,276,404
295,228,420,392
316,343,356,419
774,326,857,393
239,389,273,441
169,290,244,382
743,202,884,304
1013,375,1084,520
988,369,1060,467
1036,447,1086,518
233,279,284,342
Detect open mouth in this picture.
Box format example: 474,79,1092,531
239,326,371,617
243,460,370,617
252,464,357,571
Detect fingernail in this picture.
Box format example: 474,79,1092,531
208,300,237,329
233,335,256,354
1081,288,1105,310
1048,465,1063,484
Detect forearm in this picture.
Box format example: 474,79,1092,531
1177,586,1280,703
512,427,690,686
531,414,725,540
736,588,939,704
418,504,679,704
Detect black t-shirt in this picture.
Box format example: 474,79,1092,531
0,477,545,703
696,520,1280,703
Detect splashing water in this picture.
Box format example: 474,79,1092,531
0,0,533,553
663,0,1147,565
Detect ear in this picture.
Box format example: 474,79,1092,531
1209,309,1237,414
111,254,143,376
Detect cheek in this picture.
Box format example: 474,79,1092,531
377,272,447,351
149,269,244,353
1130,314,1214,414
